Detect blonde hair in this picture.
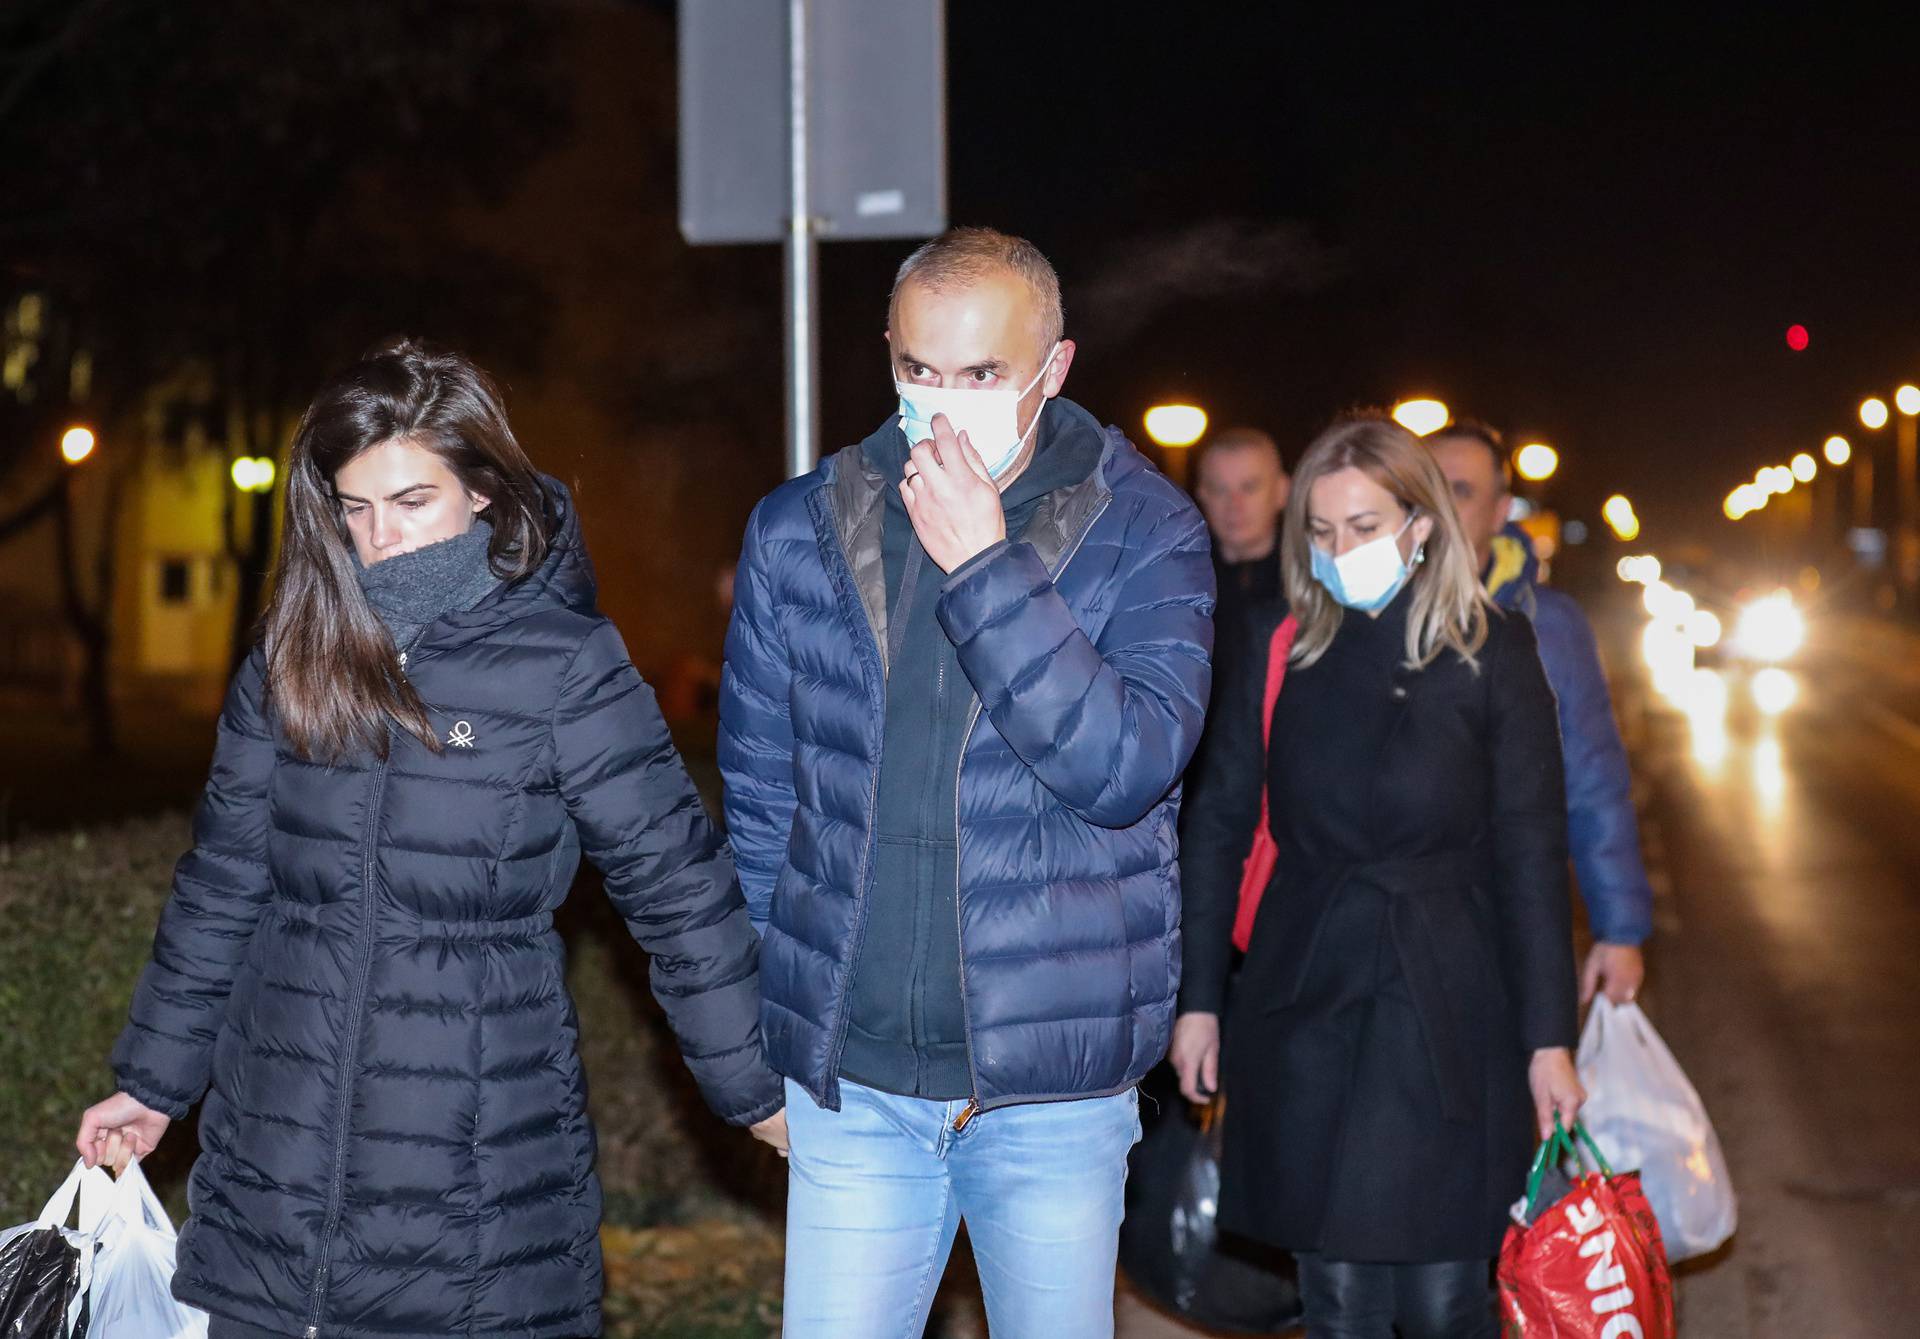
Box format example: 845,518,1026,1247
1283,414,1491,670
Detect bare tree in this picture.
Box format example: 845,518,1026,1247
1,1,566,668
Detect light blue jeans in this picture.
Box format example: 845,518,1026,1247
781,1077,1141,1338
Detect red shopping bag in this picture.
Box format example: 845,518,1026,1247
1230,615,1297,952
1498,1121,1675,1339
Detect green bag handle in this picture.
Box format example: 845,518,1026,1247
1523,1118,1616,1215
1567,1118,1615,1178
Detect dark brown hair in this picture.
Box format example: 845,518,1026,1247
262,338,556,762
1429,417,1513,491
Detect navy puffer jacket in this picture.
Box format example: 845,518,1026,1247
110,483,781,1339
719,403,1215,1114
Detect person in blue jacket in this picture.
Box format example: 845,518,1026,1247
718,227,1215,1338
1429,420,1654,1003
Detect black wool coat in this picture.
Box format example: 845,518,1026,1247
111,485,782,1339
1180,590,1578,1263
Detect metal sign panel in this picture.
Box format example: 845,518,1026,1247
808,0,945,240
679,0,946,244
678,3,789,244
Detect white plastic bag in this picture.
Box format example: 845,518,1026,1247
81,1158,208,1339
1576,995,1737,1261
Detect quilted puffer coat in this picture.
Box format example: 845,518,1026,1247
718,400,1215,1115
110,484,782,1339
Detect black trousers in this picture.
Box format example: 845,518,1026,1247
1295,1253,1498,1339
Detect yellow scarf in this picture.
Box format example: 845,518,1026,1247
1484,531,1529,598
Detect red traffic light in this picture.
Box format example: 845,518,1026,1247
1786,323,1809,351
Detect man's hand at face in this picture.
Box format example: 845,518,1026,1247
900,412,1008,573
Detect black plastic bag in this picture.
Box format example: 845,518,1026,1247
0,1225,89,1338
0,1160,97,1338
1120,1068,1301,1334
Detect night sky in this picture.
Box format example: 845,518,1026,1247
796,4,1920,550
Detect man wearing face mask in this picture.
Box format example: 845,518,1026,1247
720,227,1215,1337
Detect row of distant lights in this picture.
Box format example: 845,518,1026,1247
58,425,276,497
1725,450,1825,519
1616,554,1722,648
1726,383,1920,520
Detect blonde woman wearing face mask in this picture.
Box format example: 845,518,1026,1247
1170,414,1584,1337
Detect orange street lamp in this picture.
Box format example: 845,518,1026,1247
1602,494,1640,541
1514,442,1559,482
1824,435,1851,466
1861,397,1890,430
60,426,96,464
230,456,278,493
1143,404,1207,448
1390,398,1449,437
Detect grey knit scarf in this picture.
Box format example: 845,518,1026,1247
356,520,502,656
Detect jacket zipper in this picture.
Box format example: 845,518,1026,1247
950,491,1113,1131
304,752,391,1338
818,509,889,1103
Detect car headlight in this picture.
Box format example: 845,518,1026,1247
1732,592,1805,663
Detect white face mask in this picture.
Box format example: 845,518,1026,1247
1310,515,1420,612
894,343,1060,479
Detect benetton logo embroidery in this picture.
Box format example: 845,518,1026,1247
447,721,476,749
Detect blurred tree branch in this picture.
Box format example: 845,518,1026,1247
0,0,570,669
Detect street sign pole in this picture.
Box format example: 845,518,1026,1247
1897,413,1918,602
783,0,820,478
681,0,944,479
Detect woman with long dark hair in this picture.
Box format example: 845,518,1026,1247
76,339,786,1339
1171,415,1584,1337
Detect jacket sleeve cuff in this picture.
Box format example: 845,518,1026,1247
1177,978,1226,1017
940,539,1013,592
111,1067,195,1122
726,1071,788,1127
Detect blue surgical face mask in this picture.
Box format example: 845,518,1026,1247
1310,515,1419,611
895,343,1060,478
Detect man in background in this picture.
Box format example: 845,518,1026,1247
1193,427,1289,640
1429,420,1653,1005
1180,426,1290,797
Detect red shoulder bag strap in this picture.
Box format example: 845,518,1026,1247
1230,614,1298,952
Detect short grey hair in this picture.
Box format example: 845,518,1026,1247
889,226,1065,351
1200,427,1287,476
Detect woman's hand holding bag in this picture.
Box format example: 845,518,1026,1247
1528,1046,1587,1140
75,1093,171,1174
